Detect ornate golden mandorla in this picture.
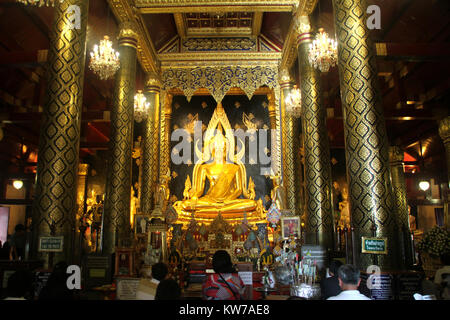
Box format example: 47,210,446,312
173,103,266,225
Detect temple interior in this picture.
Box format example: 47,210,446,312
0,0,449,301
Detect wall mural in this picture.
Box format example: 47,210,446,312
169,94,273,208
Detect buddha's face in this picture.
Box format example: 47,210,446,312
211,132,227,164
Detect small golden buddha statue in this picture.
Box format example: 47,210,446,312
173,103,264,223
270,175,286,210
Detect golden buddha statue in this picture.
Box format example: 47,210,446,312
173,103,265,224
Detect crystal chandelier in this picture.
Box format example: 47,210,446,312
308,28,338,73
16,0,63,7
89,36,120,80
134,90,150,123
285,85,302,118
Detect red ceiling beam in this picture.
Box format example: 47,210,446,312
0,49,47,67
376,43,450,61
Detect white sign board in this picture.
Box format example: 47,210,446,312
116,278,140,300
38,236,64,252
238,271,253,286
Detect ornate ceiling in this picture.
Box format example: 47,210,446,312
108,0,319,72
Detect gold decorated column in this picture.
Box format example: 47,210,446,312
438,116,450,229
279,69,297,214
296,16,334,248
389,146,413,268
103,22,138,255
141,74,161,214
159,94,173,183
32,0,89,267
333,0,398,270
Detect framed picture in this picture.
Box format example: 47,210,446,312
134,214,151,234
281,216,301,239
115,248,135,277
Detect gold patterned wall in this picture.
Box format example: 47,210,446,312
161,65,282,176
32,0,89,265
333,0,398,270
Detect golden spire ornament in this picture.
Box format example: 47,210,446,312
134,90,150,123
89,36,120,80
308,28,338,73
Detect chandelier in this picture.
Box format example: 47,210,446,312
285,85,302,118
89,36,120,80
16,0,63,7
308,28,338,73
134,91,150,123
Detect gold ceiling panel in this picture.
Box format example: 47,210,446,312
159,52,281,68
135,0,300,13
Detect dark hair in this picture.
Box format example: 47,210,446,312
329,260,343,275
212,250,236,274
152,263,168,281
337,264,361,285
287,296,307,300
155,279,181,300
14,224,25,232
7,270,32,298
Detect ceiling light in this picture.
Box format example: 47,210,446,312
13,180,23,190
89,36,120,80
285,85,302,118
134,90,150,123
418,180,430,191
308,28,338,73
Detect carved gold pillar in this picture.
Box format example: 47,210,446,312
141,74,161,215
103,22,138,255
333,0,397,270
159,94,173,183
32,0,89,267
279,70,296,213
438,116,450,229
296,16,333,249
389,146,413,268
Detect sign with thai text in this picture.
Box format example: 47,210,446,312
361,237,387,254
38,236,64,252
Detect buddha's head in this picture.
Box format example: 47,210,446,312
210,124,227,164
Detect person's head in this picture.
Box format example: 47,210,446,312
212,250,235,273
14,224,25,234
337,264,361,290
6,270,32,298
441,252,450,266
51,261,69,280
287,296,307,300
152,262,168,281
155,279,181,300
329,260,343,276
